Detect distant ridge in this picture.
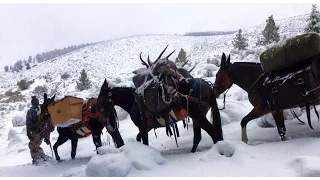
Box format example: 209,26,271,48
184,31,236,36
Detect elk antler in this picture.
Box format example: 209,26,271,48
154,45,169,64
140,52,149,68
166,50,175,59
181,60,190,67
189,63,198,73
147,55,153,67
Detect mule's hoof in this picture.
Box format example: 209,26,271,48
191,148,196,153
281,136,287,141
56,157,61,161
71,152,76,159
242,138,248,144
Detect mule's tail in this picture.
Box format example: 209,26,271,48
211,88,223,142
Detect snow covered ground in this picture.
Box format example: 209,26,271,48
1,14,320,177
1,105,320,177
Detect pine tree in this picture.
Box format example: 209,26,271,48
305,4,320,33
76,69,91,91
13,60,23,72
232,29,248,50
28,56,32,63
175,48,187,63
26,63,31,70
261,15,280,45
4,65,9,72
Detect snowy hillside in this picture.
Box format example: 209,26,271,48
2,14,320,177
0,14,309,124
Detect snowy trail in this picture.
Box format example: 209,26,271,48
1,107,320,177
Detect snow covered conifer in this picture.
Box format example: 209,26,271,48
261,15,280,45
76,69,91,91
305,4,320,33
232,29,248,50
175,48,187,63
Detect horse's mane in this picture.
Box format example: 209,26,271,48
111,86,136,96
231,62,263,72
112,86,136,90
233,62,261,66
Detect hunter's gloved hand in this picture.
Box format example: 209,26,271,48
44,138,50,145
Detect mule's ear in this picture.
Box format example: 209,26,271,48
221,53,226,67
51,94,56,101
103,78,108,89
227,54,231,64
44,93,47,101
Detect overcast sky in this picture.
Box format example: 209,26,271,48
0,3,318,69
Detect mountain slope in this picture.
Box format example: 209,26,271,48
0,13,309,135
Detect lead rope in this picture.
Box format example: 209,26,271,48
106,109,119,132
219,88,230,110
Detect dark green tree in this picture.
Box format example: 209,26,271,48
232,29,248,50
261,15,280,45
305,4,320,33
175,48,187,63
76,69,91,91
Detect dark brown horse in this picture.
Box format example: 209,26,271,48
214,53,287,143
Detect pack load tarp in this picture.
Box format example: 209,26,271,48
260,33,320,72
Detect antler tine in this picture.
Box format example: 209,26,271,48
147,55,153,66
166,50,175,59
181,59,190,68
156,45,169,60
189,63,198,73
140,52,149,68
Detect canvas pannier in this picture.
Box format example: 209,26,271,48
260,33,320,72
48,96,84,127
261,59,320,111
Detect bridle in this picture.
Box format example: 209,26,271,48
98,90,119,132
215,70,232,110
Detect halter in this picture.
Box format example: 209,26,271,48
98,89,119,132
215,70,232,110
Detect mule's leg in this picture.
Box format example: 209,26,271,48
191,121,202,153
141,130,149,146
136,132,142,142
130,105,147,144
272,110,287,141
89,119,103,153
70,137,78,159
210,95,223,141
189,110,218,150
240,108,267,143
108,129,125,148
53,135,69,161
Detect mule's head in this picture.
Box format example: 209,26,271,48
214,53,233,96
97,79,115,121
40,93,55,121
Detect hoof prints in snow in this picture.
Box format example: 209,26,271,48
216,141,236,157
289,156,320,177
